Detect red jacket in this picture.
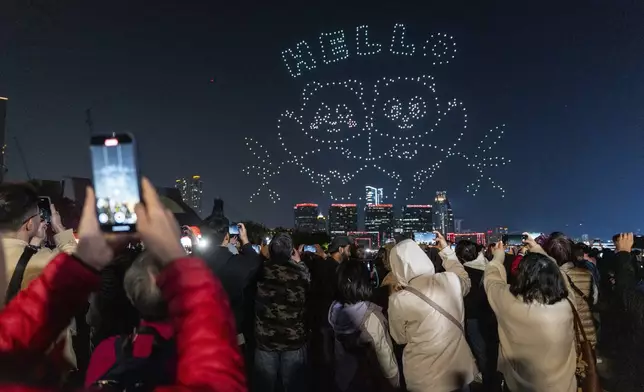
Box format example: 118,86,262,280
0,253,246,392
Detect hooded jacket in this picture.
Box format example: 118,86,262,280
328,301,399,391
484,245,577,392
462,253,491,321
388,240,477,392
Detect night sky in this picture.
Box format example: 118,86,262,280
1,0,644,238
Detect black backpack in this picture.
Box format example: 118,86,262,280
93,326,176,392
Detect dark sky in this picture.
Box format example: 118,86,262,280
1,0,643,238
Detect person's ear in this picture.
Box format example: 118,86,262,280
24,218,33,233
224,232,230,244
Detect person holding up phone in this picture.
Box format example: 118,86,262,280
0,177,247,391
194,220,262,364
0,183,79,371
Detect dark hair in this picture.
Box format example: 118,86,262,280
485,243,495,261
510,252,569,305
544,234,573,266
455,240,478,263
269,232,294,263
336,258,372,304
425,247,445,273
201,216,229,245
0,183,39,231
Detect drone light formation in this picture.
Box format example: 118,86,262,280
282,23,458,79
247,23,508,204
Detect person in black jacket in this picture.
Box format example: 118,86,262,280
456,240,500,391
195,217,261,375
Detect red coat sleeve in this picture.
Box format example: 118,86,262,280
511,254,523,276
0,253,100,356
154,257,246,392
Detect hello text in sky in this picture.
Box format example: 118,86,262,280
281,23,458,78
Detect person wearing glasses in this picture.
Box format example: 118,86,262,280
0,183,77,373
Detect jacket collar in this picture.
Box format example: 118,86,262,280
2,237,29,248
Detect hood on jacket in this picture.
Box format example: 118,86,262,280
463,253,488,271
382,243,395,272
328,301,370,335
390,239,435,285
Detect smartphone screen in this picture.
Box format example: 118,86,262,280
38,196,52,223
303,245,316,253
229,224,240,236
252,244,261,254
502,234,524,246
90,134,141,233
414,232,436,244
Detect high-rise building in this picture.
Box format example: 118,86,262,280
365,186,384,205
329,203,358,234
316,212,327,233
432,191,454,234
400,205,433,234
175,175,203,215
0,97,7,183
365,204,395,239
454,219,464,233
293,203,320,232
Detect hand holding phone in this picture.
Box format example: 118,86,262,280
90,133,141,233
38,197,52,224
229,223,240,236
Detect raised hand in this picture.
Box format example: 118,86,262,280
135,178,186,266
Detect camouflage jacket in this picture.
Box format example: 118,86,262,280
255,258,310,351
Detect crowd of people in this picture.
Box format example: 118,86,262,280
0,179,640,391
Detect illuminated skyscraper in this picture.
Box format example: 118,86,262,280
400,205,433,234
365,204,395,239
432,191,454,234
365,186,384,206
316,212,327,233
293,203,320,232
175,175,204,215
329,204,358,234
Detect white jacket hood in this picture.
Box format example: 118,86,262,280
390,239,435,285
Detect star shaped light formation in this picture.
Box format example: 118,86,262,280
244,24,509,204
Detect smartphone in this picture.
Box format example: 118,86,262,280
525,232,542,241
414,232,436,244
304,245,316,253
502,234,525,246
38,196,52,223
90,133,141,233
252,244,261,254
229,224,240,236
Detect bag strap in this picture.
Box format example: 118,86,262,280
5,246,38,304
403,285,464,334
564,273,590,303
565,298,589,345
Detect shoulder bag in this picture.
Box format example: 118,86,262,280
403,285,464,334
566,298,601,392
